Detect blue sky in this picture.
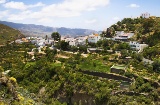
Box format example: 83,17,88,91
0,0,160,31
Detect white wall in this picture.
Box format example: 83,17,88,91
88,35,101,43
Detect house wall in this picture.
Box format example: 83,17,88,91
129,41,140,50
141,12,150,18
88,35,101,43
116,31,124,36
69,40,78,46
76,37,86,45
129,41,148,52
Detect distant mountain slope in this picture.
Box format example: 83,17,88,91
0,24,24,45
0,21,97,37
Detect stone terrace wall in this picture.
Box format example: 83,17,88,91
79,70,132,82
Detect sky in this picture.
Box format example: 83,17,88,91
0,0,160,31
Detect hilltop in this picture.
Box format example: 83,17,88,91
105,16,160,46
0,24,24,45
0,21,97,37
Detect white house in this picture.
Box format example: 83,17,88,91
76,36,88,45
45,39,54,45
38,41,45,47
114,31,134,41
141,12,150,18
15,39,23,44
129,41,148,52
62,37,78,46
116,31,124,36
88,34,101,43
69,39,78,46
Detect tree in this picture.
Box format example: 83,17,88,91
51,32,61,41
45,35,48,40
142,18,155,34
106,28,112,37
59,40,69,51
78,45,87,53
45,47,57,62
152,59,160,72
120,49,128,59
116,42,130,50
96,40,103,47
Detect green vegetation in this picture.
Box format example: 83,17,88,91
0,42,158,104
51,32,61,41
0,16,160,104
79,56,111,72
108,17,160,47
0,24,24,45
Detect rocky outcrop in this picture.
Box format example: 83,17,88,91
0,75,19,101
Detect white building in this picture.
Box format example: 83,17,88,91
88,34,101,43
116,31,124,36
129,41,148,53
63,37,74,42
114,31,134,41
69,39,78,46
141,12,150,18
45,39,54,45
37,41,45,47
62,37,77,46
76,36,88,45
15,39,23,44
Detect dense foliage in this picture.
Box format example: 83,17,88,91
0,42,159,104
51,32,61,41
0,24,24,45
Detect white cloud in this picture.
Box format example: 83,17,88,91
3,0,110,24
28,2,45,8
4,1,45,10
4,0,110,22
0,10,9,19
31,0,110,18
127,4,140,8
0,0,6,4
8,10,32,20
4,1,27,10
85,19,97,24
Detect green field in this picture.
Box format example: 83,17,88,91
79,59,111,73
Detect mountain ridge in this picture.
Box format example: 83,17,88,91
0,20,97,37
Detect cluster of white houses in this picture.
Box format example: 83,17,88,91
16,37,54,47
15,31,148,53
61,33,101,46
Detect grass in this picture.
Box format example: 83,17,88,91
50,62,62,67
79,59,110,73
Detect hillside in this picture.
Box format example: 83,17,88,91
0,21,97,37
0,24,24,45
0,43,159,105
106,17,160,46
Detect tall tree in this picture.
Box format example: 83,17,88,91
59,40,69,51
142,18,155,34
51,32,61,41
